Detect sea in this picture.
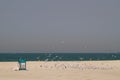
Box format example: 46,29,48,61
0,53,120,62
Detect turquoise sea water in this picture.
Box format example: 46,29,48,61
0,53,120,61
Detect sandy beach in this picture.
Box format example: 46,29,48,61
0,60,120,80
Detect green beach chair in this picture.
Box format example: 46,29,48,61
18,58,26,70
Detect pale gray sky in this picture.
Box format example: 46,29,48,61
0,0,120,53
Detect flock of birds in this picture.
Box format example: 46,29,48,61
39,61,114,70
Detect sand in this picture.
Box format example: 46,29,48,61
0,60,120,80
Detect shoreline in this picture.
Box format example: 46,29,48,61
0,59,120,62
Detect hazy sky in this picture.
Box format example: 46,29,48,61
0,0,120,53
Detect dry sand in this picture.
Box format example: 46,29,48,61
0,60,120,80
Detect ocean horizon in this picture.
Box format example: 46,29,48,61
0,53,120,61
